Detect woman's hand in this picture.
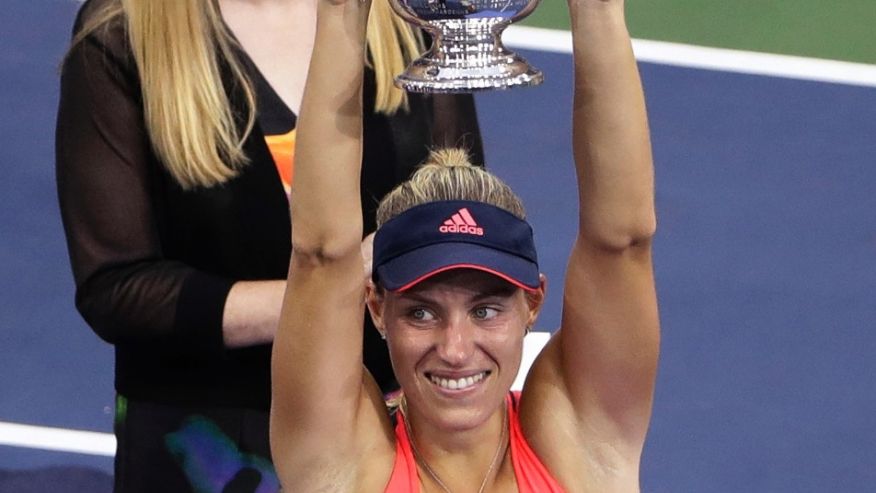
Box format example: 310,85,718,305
322,0,369,6
317,0,372,39
568,0,621,7
567,0,625,21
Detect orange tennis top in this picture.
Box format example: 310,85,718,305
384,392,566,492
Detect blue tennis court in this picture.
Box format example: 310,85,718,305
2,1,875,492
479,50,876,491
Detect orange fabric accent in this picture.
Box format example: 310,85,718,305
384,392,566,492
265,129,296,195
384,414,420,492
507,392,567,492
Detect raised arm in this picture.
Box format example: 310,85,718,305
523,0,659,488
269,0,391,490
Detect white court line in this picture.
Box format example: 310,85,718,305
504,26,876,88
0,332,551,457
513,330,551,391
0,421,116,457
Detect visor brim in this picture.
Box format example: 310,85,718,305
375,242,540,292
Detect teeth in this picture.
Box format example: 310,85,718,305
430,372,486,390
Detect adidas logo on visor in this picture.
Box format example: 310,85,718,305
438,208,484,236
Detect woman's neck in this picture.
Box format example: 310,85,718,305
218,0,317,115
404,398,511,492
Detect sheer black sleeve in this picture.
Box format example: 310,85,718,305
431,93,485,166
55,19,231,358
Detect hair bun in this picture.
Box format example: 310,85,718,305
376,146,525,227
424,148,475,168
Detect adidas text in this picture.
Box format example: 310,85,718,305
439,224,484,235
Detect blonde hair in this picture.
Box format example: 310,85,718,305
367,0,423,114
68,0,423,190
376,148,526,227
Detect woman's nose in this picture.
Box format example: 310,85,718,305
435,318,476,365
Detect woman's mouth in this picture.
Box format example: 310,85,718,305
427,371,489,391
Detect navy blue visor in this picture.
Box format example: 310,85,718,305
373,200,539,292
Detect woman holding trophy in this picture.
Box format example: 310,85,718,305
271,0,659,491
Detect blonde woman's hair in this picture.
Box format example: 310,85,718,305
68,0,423,190
367,0,423,114
376,148,526,227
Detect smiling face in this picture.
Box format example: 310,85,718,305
367,269,544,433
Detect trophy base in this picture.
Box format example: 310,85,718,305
395,57,544,94
394,18,544,94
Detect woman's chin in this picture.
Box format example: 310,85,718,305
411,371,507,431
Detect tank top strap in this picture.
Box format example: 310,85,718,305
384,408,420,493
508,391,567,492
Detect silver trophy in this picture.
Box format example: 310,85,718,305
388,0,543,93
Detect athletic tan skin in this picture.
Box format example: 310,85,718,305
270,0,659,491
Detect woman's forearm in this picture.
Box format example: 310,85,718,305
569,0,656,248
290,2,369,260
222,280,286,347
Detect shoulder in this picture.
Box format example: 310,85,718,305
63,0,138,95
67,0,130,70
518,366,642,493
72,0,123,43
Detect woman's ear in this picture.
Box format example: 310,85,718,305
365,281,386,338
524,274,547,329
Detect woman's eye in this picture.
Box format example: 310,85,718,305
473,307,499,320
410,308,434,321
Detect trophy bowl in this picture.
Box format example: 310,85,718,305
388,0,543,93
